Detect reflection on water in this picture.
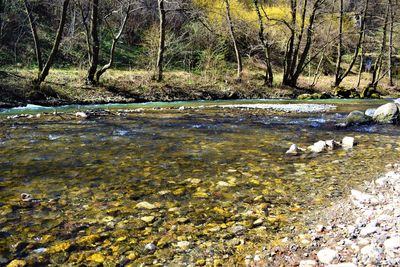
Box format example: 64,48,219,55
0,103,400,265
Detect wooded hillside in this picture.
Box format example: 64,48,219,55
0,0,399,96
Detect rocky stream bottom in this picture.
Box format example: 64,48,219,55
1,101,400,266
243,163,400,267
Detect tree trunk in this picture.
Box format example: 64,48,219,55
224,0,242,80
282,0,322,87
155,0,166,82
388,0,394,86
36,0,70,86
0,0,4,43
95,3,131,83
253,0,273,87
87,0,99,85
356,43,364,88
369,0,390,89
23,0,43,73
282,0,297,86
334,0,369,87
334,0,344,86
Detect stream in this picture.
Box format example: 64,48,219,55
0,99,400,265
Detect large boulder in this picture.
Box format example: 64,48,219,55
365,108,376,117
346,110,373,125
372,103,399,124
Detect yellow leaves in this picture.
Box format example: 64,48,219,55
193,0,291,29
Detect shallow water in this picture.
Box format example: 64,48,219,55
0,100,400,265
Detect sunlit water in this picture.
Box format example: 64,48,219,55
0,100,399,265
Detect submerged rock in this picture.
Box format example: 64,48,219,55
372,103,399,124
346,111,372,125
136,202,156,210
144,243,156,254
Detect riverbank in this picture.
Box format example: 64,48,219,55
1,68,399,108
246,164,400,266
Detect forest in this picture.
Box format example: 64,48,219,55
0,0,399,106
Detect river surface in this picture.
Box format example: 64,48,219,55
0,99,400,266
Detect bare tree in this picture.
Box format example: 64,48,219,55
253,0,273,87
224,0,242,80
334,0,369,87
23,0,43,72
388,0,395,86
368,0,390,90
334,0,344,86
95,1,132,83
282,0,325,88
155,0,166,82
81,0,100,85
23,0,70,87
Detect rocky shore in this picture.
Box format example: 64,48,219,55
245,164,400,266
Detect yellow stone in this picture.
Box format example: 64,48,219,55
193,192,208,198
126,251,139,261
195,259,206,266
47,241,71,253
172,188,185,196
116,236,127,242
76,234,100,246
6,260,26,267
87,253,105,263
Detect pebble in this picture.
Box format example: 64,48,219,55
144,243,156,254
384,236,400,250
136,201,156,210
140,216,155,223
317,248,338,264
175,241,190,250
359,225,378,237
299,259,317,267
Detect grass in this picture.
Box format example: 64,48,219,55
1,66,400,107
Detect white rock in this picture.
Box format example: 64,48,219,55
384,236,400,251
360,245,382,264
360,225,378,237
299,260,317,267
144,243,156,253
342,136,355,148
75,111,88,118
286,144,304,155
317,248,338,264
308,141,327,153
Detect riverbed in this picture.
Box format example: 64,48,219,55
0,99,399,266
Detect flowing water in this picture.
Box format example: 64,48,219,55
0,100,400,266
